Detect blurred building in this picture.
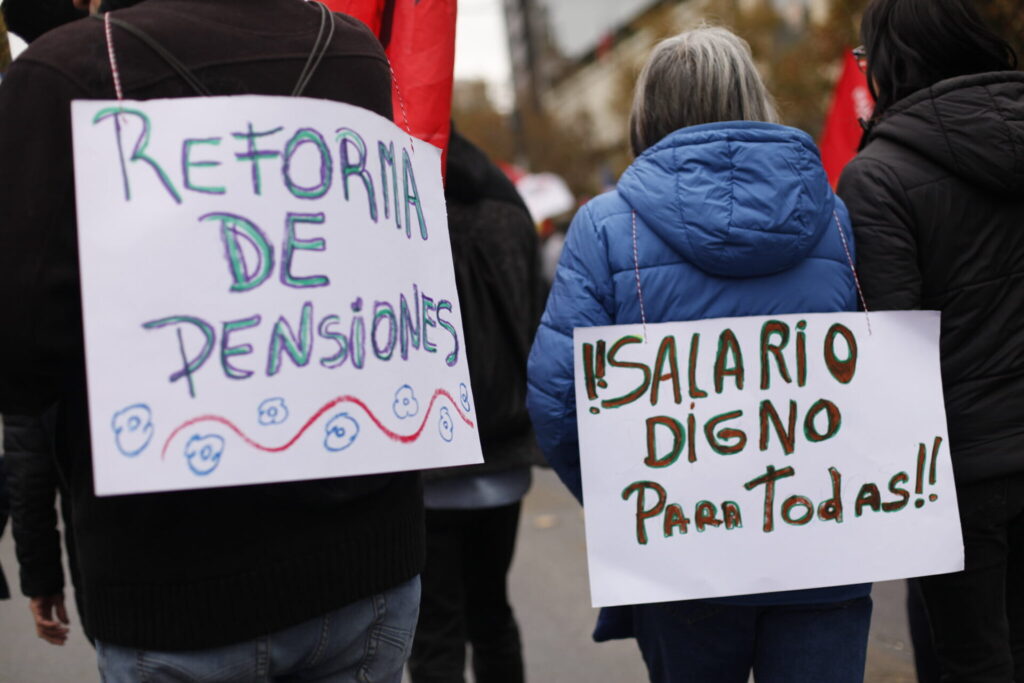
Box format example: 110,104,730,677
502,0,565,110
774,0,830,28
452,79,490,113
501,0,672,122
524,0,708,156
501,0,839,187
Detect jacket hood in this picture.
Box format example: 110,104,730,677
867,71,1024,197
617,122,836,278
445,128,528,211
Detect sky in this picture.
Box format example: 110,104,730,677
454,0,513,106
541,0,653,56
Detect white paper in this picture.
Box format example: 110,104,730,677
72,96,483,496
573,311,963,607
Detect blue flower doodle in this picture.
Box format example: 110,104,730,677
459,383,472,414
111,404,154,457
258,397,289,426
393,385,419,420
438,407,455,443
184,434,225,476
324,413,360,452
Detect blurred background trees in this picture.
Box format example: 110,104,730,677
454,0,1024,198
977,0,1024,58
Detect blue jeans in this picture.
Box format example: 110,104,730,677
97,576,420,682
633,596,872,683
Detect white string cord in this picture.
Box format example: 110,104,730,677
630,209,869,341
103,12,125,102
631,210,649,342
833,209,873,335
388,57,416,154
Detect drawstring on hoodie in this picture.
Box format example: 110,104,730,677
631,210,649,342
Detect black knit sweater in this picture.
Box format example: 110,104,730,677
0,0,424,650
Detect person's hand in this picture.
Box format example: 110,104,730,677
29,594,70,645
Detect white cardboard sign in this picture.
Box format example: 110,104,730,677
72,96,482,496
573,311,963,607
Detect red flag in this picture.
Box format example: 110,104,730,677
820,50,875,189
322,0,456,170
321,0,386,34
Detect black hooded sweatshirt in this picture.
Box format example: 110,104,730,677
0,0,423,651
838,71,1024,486
434,130,544,480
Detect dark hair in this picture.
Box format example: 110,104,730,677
629,26,778,156
862,0,1018,119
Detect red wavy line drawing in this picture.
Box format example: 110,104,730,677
161,389,474,459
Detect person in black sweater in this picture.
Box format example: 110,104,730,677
5,411,82,646
838,1,1024,680
0,1,424,680
408,128,543,683
1,1,93,649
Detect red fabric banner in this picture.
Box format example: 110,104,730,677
320,0,386,34
820,50,875,189
321,0,456,171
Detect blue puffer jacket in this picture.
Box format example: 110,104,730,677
527,122,870,627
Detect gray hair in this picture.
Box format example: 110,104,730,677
629,26,779,156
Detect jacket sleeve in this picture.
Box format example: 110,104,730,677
0,59,84,415
837,157,921,310
526,204,613,503
3,413,65,597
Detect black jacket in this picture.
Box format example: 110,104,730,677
437,131,544,478
4,413,65,598
3,412,82,600
838,71,1024,485
0,0,423,650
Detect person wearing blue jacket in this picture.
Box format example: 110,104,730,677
527,26,872,683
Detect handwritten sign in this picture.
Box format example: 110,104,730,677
573,311,963,607
72,96,482,496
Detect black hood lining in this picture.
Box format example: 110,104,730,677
866,71,1024,195
867,71,1024,145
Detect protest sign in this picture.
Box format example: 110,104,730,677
573,311,963,607
72,96,482,496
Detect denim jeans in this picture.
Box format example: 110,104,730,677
919,473,1024,683
97,576,420,683
632,596,872,683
